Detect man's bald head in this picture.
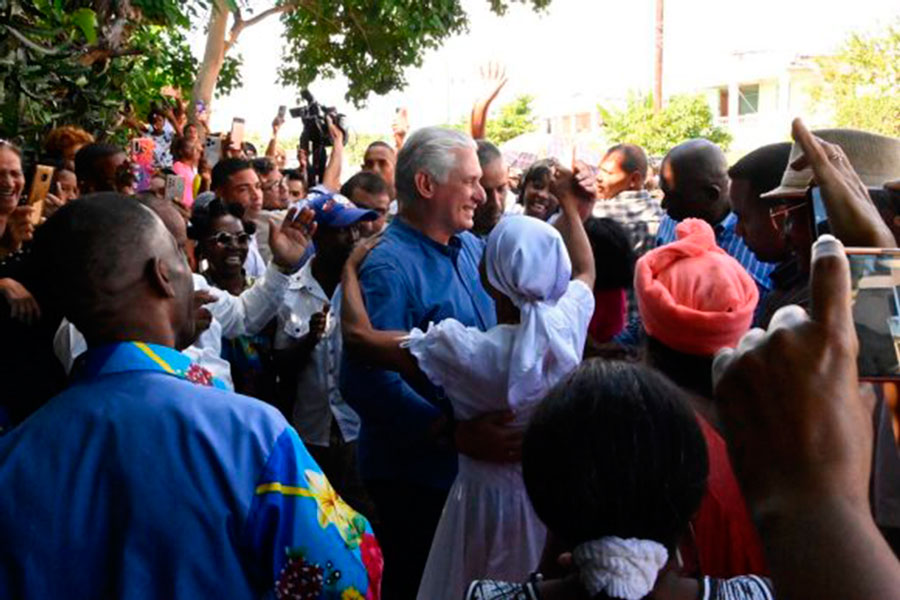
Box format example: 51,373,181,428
32,193,195,349
661,139,731,225
136,194,189,253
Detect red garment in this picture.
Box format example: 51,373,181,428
682,415,768,578
588,288,626,343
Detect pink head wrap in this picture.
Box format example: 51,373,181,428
635,219,759,356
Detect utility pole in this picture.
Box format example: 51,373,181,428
654,0,664,112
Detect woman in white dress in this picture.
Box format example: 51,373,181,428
340,165,596,600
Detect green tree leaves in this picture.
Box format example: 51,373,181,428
484,94,538,144
599,92,732,157
812,21,900,137
277,0,551,107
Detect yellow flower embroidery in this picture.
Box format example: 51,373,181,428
342,588,364,600
304,469,365,547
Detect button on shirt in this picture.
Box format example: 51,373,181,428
275,257,360,447
340,218,497,490
657,212,776,293
0,342,381,599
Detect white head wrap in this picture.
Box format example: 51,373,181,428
573,537,669,600
484,215,575,409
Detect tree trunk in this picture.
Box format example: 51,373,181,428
190,0,230,131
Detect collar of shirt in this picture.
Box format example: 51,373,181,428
288,254,332,303
73,341,228,389
714,211,738,234
392,217,463,260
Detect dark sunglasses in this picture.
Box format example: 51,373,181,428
207,231,250,246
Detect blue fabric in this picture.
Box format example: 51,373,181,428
0,341,378,599
340,218,496,489
656,212,776,294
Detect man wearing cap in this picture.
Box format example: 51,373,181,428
725,142,798,327
274,192,378,517
656,139,777,296
758,124,899,325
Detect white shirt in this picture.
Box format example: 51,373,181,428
274,257,360,447
54,264,290,391
244,233,267,279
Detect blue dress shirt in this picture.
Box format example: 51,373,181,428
340,218,496,490
0,342,380,599
656,212,776,293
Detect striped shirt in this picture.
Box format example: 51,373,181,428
656,212,776,293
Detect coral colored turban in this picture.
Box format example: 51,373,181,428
635,219,759,356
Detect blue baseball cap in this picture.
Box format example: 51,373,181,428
307,191,378,228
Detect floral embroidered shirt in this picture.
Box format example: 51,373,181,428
0,341,382,599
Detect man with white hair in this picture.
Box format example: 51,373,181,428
340,127,500,598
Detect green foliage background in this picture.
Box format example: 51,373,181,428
0,0,242,161
598,92,732,157
811,21,900,137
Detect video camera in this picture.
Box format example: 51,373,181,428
290,89,348,148
291,90,348,186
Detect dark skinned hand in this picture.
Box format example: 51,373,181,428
270,206,316,271
193,290,216,335
713,234,868,514
454,410,523,463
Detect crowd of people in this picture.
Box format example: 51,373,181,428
1,78,900,600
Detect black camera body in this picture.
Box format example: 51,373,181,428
291,89,347,186
290,89,348,148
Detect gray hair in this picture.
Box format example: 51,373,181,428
395,127,476,205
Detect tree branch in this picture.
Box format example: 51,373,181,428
225,3,296,52
4,25,61,55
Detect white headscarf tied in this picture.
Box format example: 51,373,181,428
573,537,669,600
484,215,574,409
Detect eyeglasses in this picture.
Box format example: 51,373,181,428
207,231,250,246
262,178,283,192
769,202,807,231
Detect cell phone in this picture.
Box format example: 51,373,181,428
164,174,185,203
27,165,55,225
204,134,223,168
230,117,245,149
277,105,287,121
195,100,206,115
807,186,830,238
847,247,900,381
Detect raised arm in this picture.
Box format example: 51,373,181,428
265,112,283,160
321,116,344,193
341,240,421,381
791,118,895,248
470,62,508,140
551,162,596,289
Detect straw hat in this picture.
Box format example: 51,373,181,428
762,128,900,200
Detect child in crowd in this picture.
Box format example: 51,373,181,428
466,359,773,600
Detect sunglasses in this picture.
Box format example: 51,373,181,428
207,231,250,246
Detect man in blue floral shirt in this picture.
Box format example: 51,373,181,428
0,194,382,599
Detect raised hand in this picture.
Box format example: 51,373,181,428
392,108,409,149
193,290,217,335
269,206,316,271
325,115,344,147
790,118,894,248
471,61,509,139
